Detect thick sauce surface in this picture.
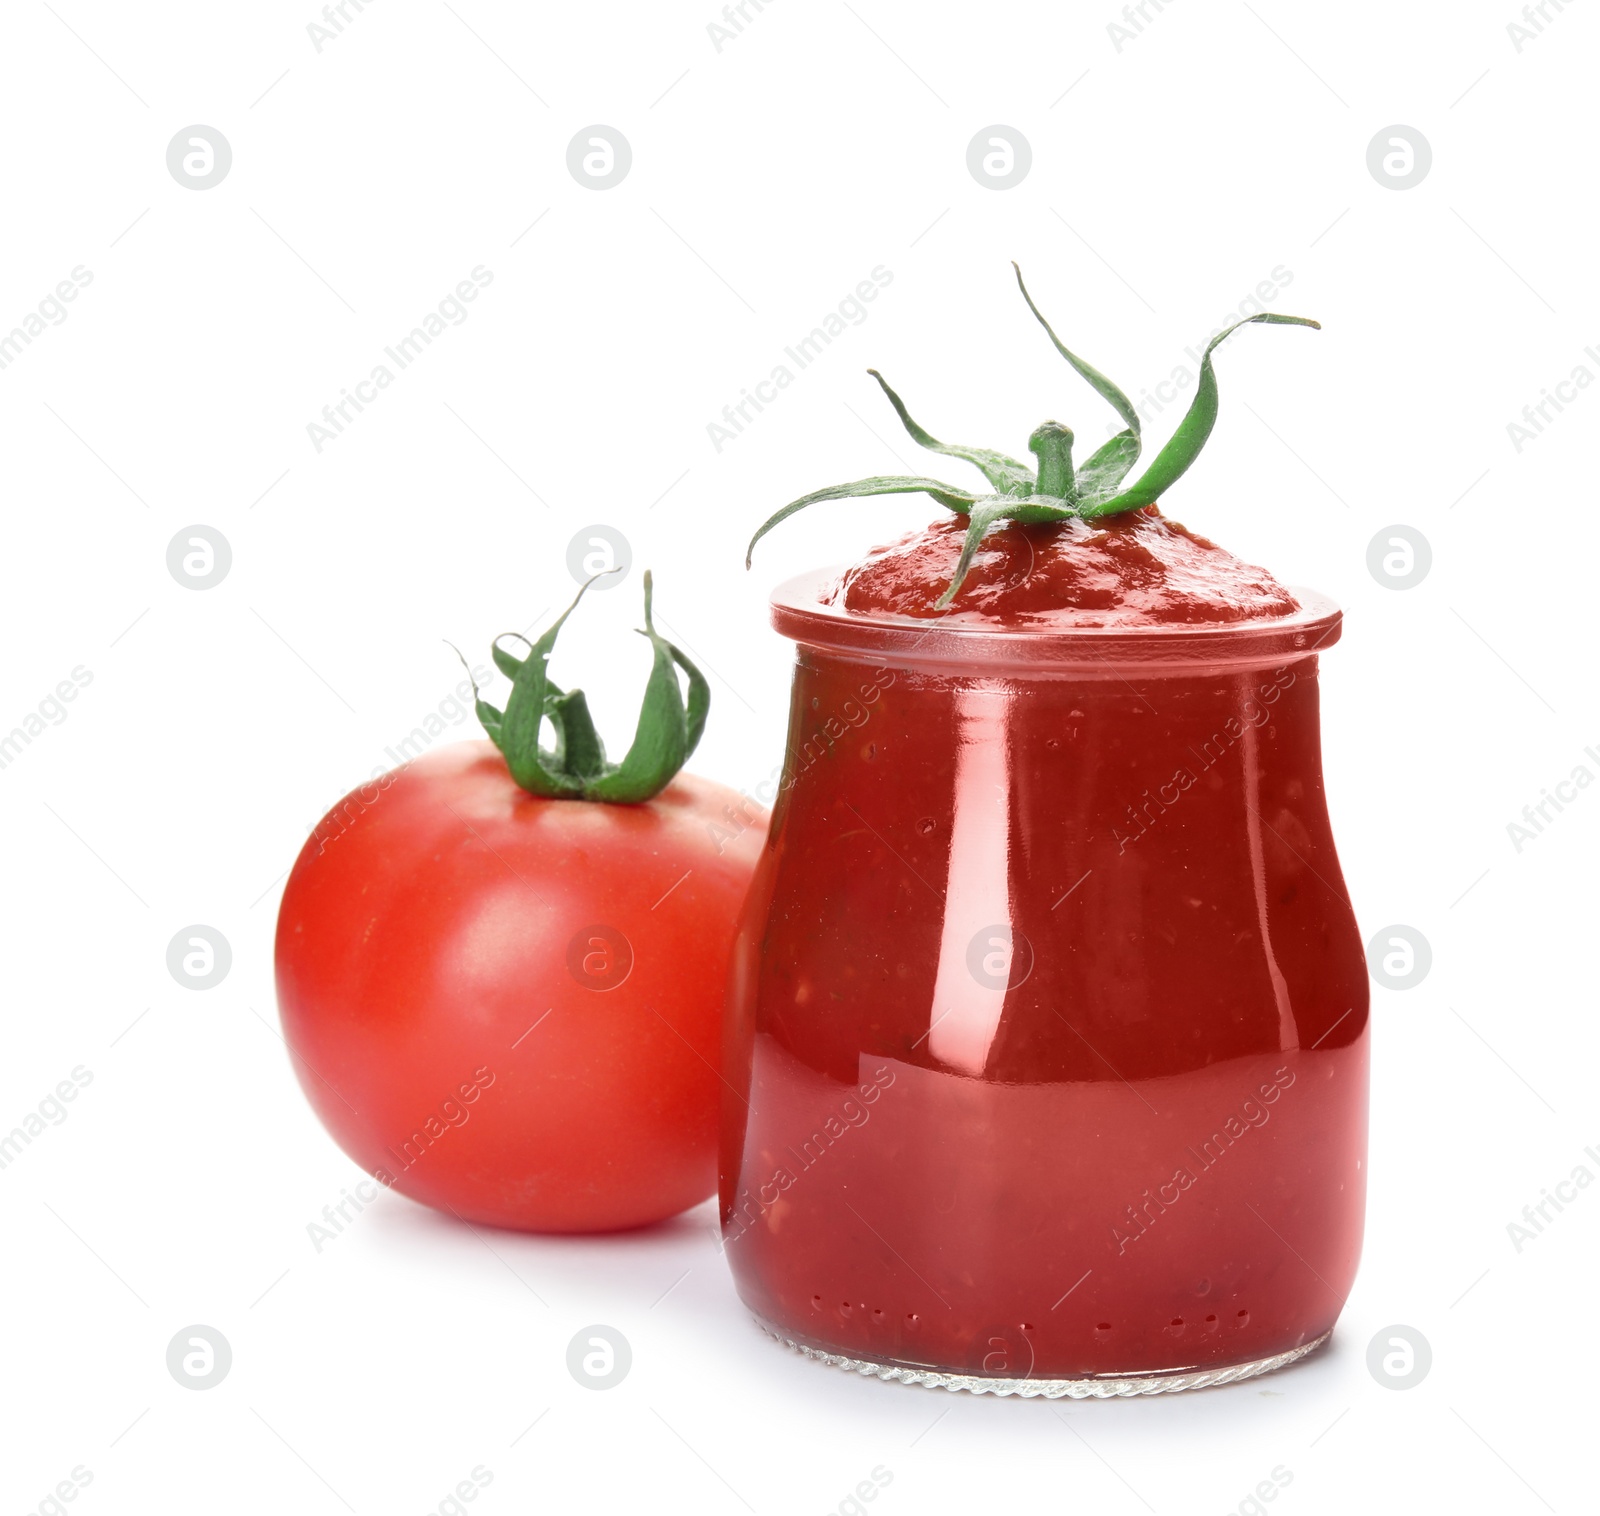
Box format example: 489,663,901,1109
834,509,1300,627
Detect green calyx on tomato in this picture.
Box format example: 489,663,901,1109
457,569,709,804
746,263,1321,609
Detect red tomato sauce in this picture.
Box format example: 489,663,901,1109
835,509,1302,627
722,515,1368,1383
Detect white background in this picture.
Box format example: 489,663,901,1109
1,1,1594,1512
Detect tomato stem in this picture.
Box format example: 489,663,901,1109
746,265,1320,607
1029,421,1076,501
458,571,709,804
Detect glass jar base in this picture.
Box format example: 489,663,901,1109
755,1318,1332,1399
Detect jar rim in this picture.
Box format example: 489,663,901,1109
769,568,1343,673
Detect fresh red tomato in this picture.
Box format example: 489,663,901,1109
276,741,764,1231
273,573,766,1231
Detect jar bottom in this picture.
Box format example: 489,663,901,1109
754,1317,1332,1400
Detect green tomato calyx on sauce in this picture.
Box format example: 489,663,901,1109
456,570,708,804
746,263,1321,610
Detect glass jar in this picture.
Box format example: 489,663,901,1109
720,569,1369,1397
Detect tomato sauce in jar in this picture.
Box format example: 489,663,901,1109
721,513,1368,1395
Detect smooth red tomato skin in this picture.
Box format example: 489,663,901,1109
275,741,765,1233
